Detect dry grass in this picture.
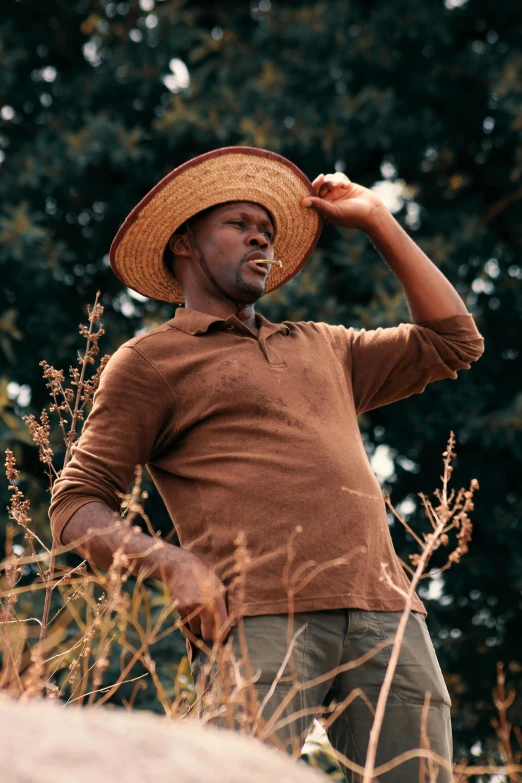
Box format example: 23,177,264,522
1,293,521,781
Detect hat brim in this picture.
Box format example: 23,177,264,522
109,146,322,304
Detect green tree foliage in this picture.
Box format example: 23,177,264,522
1,0,521,759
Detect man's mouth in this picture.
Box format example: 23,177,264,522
244,251,270,276
246,259,269,276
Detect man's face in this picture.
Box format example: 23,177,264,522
172,201,276,302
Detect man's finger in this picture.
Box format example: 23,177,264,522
311,173,325,194
199,598,229,642
320,181,349,197
200,607,221,641
301,196,337,218
187,614,202,637
214,596,230,637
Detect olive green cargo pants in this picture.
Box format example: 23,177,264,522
189,609,453,783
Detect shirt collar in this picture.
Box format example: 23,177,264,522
167,307,290,337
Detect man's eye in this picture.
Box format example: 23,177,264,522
227,221,272,239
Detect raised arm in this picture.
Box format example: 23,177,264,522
302,172,484,413
301,172,472,321
363,208,468,322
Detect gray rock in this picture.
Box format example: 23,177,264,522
0,697,325,783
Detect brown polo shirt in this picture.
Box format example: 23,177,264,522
49,307,484,617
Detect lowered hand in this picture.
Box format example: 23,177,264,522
166,551,230,643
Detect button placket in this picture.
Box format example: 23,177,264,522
259,334,286,367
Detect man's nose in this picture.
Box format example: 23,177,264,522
247,232,269,247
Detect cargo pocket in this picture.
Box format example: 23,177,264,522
376,610,452,709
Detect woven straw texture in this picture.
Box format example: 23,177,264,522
110,148,321,304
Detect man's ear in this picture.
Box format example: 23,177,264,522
168,232,191,257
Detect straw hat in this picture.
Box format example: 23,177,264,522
109,146,323,304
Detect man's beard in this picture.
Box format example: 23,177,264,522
234,265,266,299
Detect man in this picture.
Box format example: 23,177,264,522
49,146,484,781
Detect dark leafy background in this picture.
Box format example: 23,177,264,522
1,0,521,761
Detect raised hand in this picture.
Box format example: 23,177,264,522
301,172,387,233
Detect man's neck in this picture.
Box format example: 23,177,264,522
183,298,258,334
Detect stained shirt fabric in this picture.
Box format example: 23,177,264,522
48,307,484,618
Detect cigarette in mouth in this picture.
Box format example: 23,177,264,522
251,259,283,268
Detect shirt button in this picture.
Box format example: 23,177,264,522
227,325,234,331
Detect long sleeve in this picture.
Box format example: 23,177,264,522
48,344,178,545
313,313,484,415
